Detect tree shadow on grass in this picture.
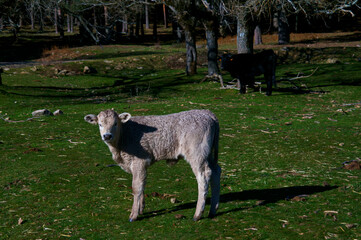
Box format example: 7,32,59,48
0,72,196,100
293,32,361,45
139,185,337,220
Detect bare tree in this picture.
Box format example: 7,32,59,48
277,4,289,44
254,25,262,45
225,0,360,53
201,0,226,76
24,0,36,30
145,0,150,29
0,0,23,41
166,0,199,75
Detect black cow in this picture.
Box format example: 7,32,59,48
219,50,277,96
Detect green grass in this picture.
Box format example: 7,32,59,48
0,44,360,239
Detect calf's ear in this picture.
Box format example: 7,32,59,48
119,113,131,123
84,114,98,125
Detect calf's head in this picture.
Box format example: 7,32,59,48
84,110,131,144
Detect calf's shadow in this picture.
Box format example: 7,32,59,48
139,185,337,220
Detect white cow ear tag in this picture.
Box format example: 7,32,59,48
119,113,131,123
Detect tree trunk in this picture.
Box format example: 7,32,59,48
115,21,122,41
122,15,128,33
184,29,197,75
254,25,262,45
172,21,182,43
39,7,44,32
104,6,108,27
145,0,149,29
163,4,167,28
12,25,19,42
0,68,3,85
78,9,95,44
205,19,219,75
237,13,254,54
136,12,140,38
67,14,71,32
30,7,35,30
130,24,134,37
54,8,58,34
140,14,145,37
70,15,74,33
57,8,65,38
278,8,290,44
153,7,158,40
0,17,3,31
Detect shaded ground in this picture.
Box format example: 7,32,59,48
1,31,361,68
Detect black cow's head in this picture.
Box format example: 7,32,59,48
218,54,234,71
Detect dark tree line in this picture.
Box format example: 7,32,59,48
0,0,359,76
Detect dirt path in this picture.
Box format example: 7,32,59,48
0,59,94,69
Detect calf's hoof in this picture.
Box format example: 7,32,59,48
129,214,138,222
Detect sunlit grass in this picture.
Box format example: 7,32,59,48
0,43,360,239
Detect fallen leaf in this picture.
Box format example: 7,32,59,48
175,214,185,219
60,234,71,238
324,210,338,220
222,134,235,138
342,160,361,170
345,224,357,229
133,109,149,112
291,196,307,202
244,227,258,231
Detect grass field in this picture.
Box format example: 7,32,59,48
0,39,360,239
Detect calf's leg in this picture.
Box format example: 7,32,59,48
129,161,147,222
191,163,212,221
209,163,221,218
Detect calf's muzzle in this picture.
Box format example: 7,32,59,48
103,133,113,141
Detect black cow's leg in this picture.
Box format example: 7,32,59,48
265,75,272,96
239,82,246,94
272,75,277,88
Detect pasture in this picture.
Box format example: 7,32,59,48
0,35,360,239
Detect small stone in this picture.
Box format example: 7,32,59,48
58,69,69,76
325,58,340,64
83,66,97,74
32,109,53,117
53,109,63,116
